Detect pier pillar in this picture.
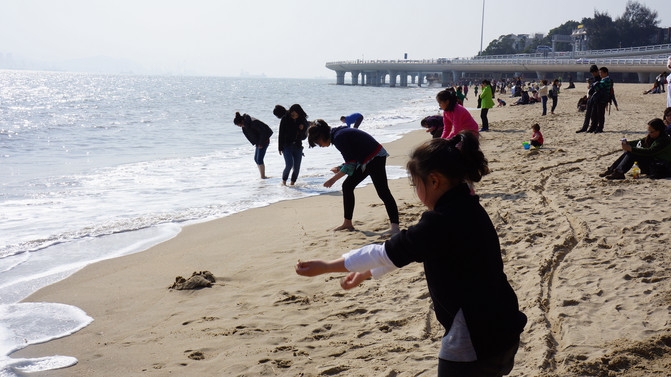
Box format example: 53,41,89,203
400,72,408,87
389,71,398,87
637,72,650,83
452,71,462,83
442,71,451,87
336,71,345,85
417,73,424,87
576,72,585,82
351,71,361,85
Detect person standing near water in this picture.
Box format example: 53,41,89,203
233,112,273,179
276,104,309,186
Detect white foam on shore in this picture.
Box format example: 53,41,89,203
0,303,92,377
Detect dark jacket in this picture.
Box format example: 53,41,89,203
628,132,671,163
592,76,613,104
241,114,273,147
278,115,308,152
330,126,382,167
384,183,527,360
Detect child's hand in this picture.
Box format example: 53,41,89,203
340,271,372,290
295,260,329,277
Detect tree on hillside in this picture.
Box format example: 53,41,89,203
615,0,659,47
479,0,663,56
480,34,524,56
535,21,581,52
582,11,619,49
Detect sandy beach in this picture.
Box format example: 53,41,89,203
15,83,671,376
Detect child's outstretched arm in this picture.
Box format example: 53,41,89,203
296,243,398,290
295,259,372,290
295,258,347,276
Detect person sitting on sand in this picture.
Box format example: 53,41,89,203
233,112,273,179
599,118,671,180
436,88,479,139
530,123,544,148
497,98,507,107
421,115,444,138
510,91,530,106
295,133,527,377
664,107,671,136
307,119,400,234
642,81,661,95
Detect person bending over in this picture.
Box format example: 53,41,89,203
308,119,399,235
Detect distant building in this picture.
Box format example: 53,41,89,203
571,25,588,52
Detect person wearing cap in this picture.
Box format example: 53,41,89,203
576,65,601,133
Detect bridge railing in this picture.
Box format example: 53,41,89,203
326,44,671,66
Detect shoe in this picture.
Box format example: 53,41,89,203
605,171,625,180
479,128,489,132
576,128,587,133
598,169,613,177
586,128,596,133
594,129,603,133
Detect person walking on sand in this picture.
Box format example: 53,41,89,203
276,104,309,186
307,119,400,235
296,133,527,377
340,113,364,129
233,112,273,179
479,79,495,132
436,89,479,140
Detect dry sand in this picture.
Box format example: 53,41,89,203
15,83,671,376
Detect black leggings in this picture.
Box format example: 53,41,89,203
341,156,399,224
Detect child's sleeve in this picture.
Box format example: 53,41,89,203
342,243,398,278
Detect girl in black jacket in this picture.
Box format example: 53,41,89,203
234,112,273,179
296,132,527,376
275,104,309,186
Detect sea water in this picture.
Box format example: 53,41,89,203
0,70,439,374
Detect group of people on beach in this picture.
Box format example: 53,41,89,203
234,106,400,235
234,90,527,375
237,56,671,376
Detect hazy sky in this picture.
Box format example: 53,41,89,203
1,0,669,78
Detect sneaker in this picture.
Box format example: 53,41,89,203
598,169,613,177
479,128,489,132
605,171,625,180
576,128,587,133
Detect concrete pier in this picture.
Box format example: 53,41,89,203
325,44,671,86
